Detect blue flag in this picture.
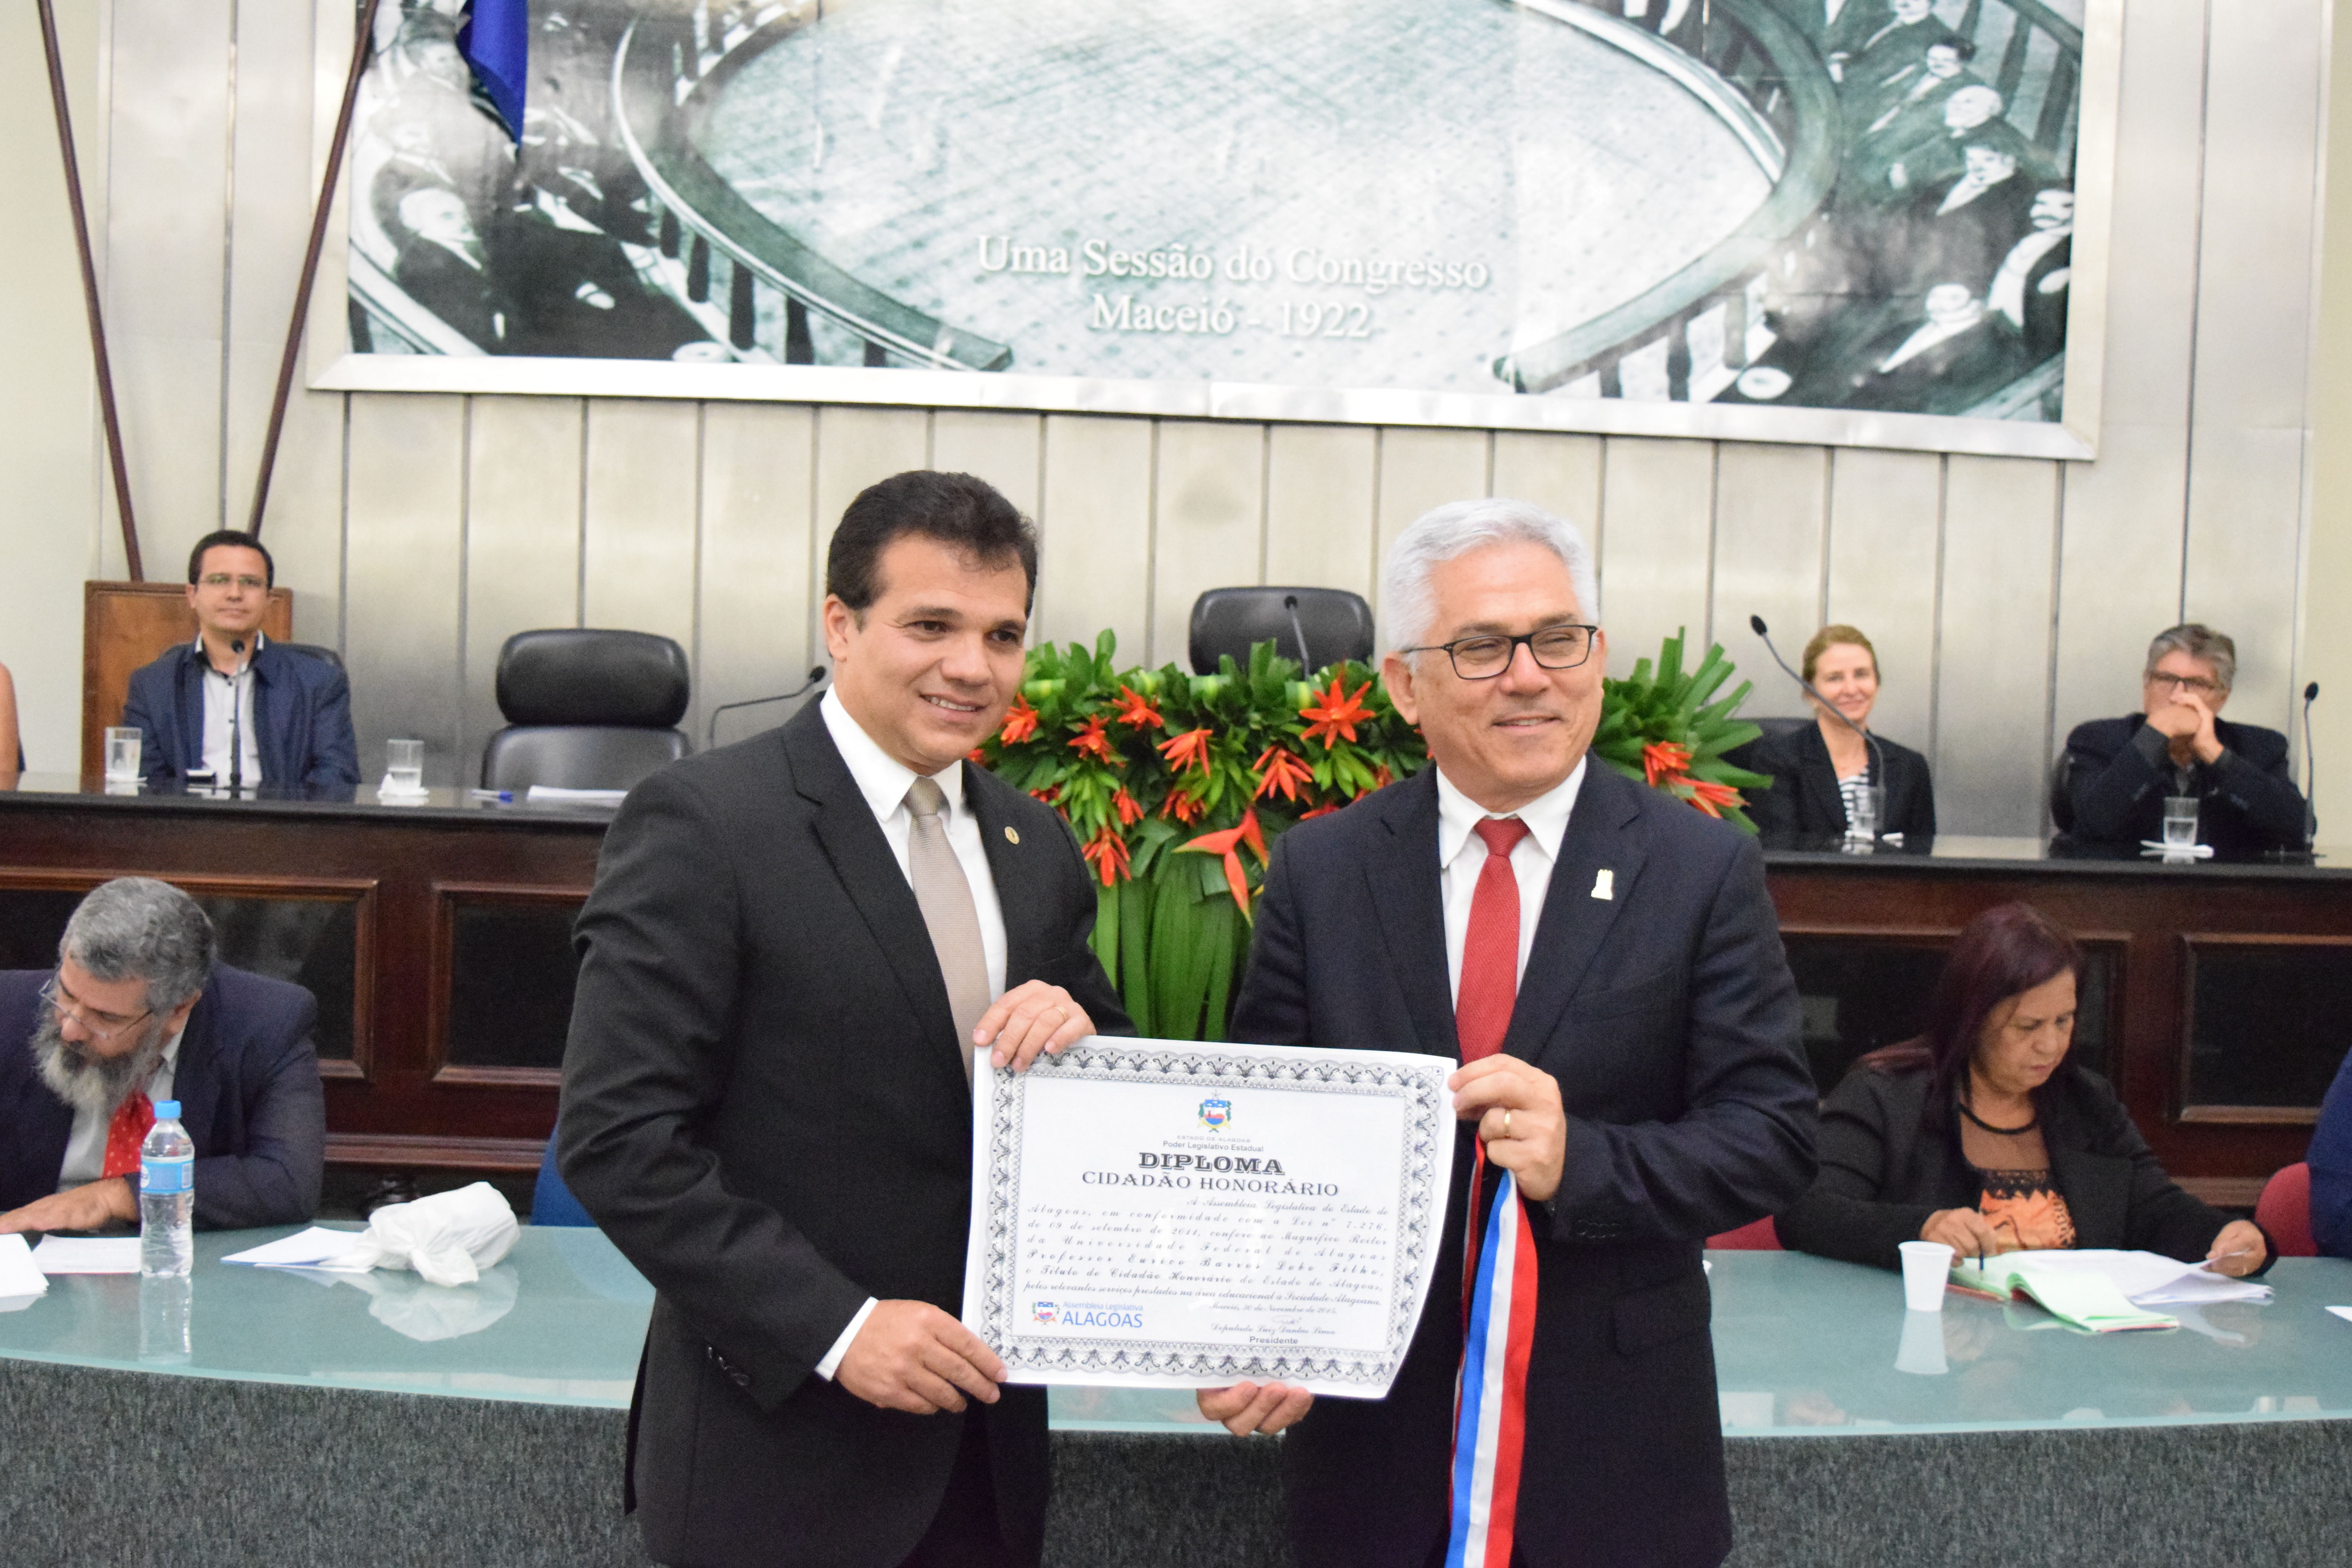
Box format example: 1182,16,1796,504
456,0,529,139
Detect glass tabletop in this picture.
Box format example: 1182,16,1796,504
6,1231,2345,1433
1708,1250,2352,1435
0,1225,653,1407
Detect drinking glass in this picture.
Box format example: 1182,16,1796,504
1846,785,1885,841
104,726,142,782
2162,796,2199,849
386,739,426,795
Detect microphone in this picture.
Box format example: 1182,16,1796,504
1282,593,1314,674
2303,681,2319,851
706,666,828,750
1748,613,1884,789
226,638,249,791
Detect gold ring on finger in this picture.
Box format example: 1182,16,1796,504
1503,1109,1512,1138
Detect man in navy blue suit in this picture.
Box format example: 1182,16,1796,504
2062,624,2307,854
1198,499,1818,1568
0,878,324,1234
119,531,359,793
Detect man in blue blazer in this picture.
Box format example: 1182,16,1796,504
119,530,359,793
2062,624,2306,854
0,878,324,1234
1200,499,1818,1568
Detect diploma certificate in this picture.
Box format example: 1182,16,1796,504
961,1036,1456,1398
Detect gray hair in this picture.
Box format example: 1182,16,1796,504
59,878,216,1014
2145,624,2236,692
1380,497,1600,654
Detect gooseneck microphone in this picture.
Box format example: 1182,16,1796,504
706,666,828,751
2303,681,2320,851
226,637,249,792
1749,615,1884,784
1282,593,1314,674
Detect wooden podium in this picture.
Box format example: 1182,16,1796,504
80,581,294,785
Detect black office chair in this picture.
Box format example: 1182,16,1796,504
274,641,347,676
2048,747,2079,834
1744,715,1815,744
480,629,691,792
1188,587,1374,676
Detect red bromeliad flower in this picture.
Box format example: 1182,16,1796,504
1253,744,1314,803
1158,726,1215,774
1178,808,1269,911
1641,740,1693,788
1081,824,1132,886
1028,785,1060,807
1069,714,1118,764
1301,801,1341,820
1112,787,1144,826
999,697,1040,746
1111,684,1165,729
1299,676,1376,749
1372,764,1394,791
1160,790,1204,825
1681,777,1742,820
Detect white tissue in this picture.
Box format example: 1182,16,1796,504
336,1181,519,1287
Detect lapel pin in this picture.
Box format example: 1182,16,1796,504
1005,826,1020,844
1591,868,1614,901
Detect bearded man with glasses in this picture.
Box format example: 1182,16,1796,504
0,878,324,1235
2061,624,2307,854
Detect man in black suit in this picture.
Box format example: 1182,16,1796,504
559,470,1130,1568
119,531,359,793
0,877,325,1233
1199,499,1818,1567
2063,623,2307,853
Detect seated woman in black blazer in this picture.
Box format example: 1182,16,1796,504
1779,902,2271,1276
1738,625,1934,840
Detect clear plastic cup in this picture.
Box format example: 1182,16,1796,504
104,726,142,782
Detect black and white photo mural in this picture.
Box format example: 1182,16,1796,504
328,0,2107,457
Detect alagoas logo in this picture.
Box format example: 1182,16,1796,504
1034,1301,1146,1330
1199,1097,1232,1129
1033,1302,1058,1325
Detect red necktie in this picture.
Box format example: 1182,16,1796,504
101,1092,154,1180
1455,818,1530,1062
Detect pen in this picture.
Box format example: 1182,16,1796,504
469,788,513,803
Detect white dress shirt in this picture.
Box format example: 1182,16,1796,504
1435,758,1587,1003
198,632,265,786
57,1034,183,1190
811,688,1014,1380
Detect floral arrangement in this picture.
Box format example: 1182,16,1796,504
977,628,1767,1040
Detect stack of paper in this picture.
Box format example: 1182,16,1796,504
526,785,628,805
0,1234,49,1309
30,1236,142,1274
220,1227,368,1270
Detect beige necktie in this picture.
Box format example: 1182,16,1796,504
906,776,991,1078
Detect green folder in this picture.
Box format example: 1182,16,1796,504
1949,1257,2179,1333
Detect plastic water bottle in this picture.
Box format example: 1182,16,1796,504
139,1099,194,1278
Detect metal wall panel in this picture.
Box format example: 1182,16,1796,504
1152,420,1267,668
808,404,931,651
462,397,584,770
1035,415,1153,662
931,410,1044,521
581,399,700,669
343,393,466,784
1823,448,1942,757
2181,0,2326,736
699,402,817,748
1374,430,1492,581
1933,457,2062,835
105,0,232,566
1491,433,1605,544
1710,443,1827,713
1596,437,1715,674
1264,424,1378,603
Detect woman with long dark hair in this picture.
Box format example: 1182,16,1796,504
1779,902,2270,1274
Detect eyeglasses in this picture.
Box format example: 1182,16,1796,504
198,573,268,592
40,974,152,1045
1400,624,1599,680
2146,671,2224,698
